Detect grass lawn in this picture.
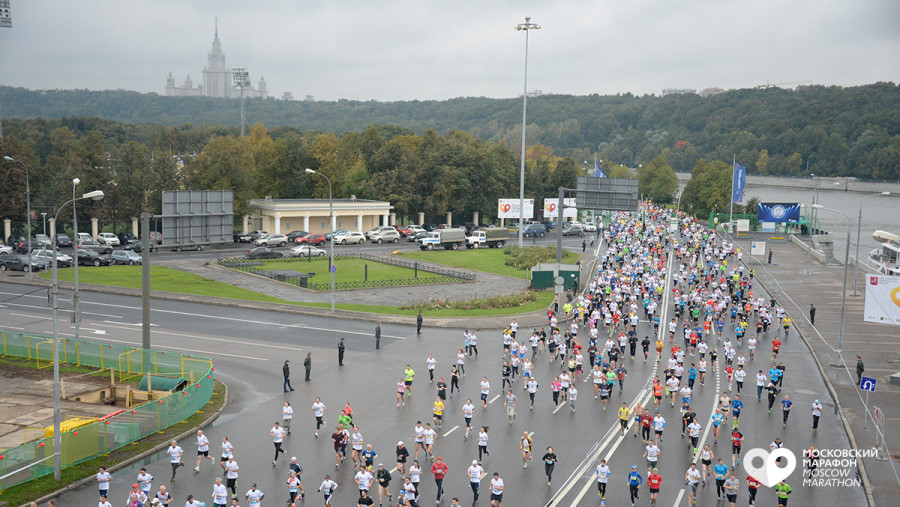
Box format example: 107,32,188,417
256,257,454,288
40,266,288,304
0,380,226,506
401,248,580,279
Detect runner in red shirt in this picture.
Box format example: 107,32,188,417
647,468,663,505
772,339,782,361
640,412,654,442
431,456,449,503
731,430,744,468
746,475,761,506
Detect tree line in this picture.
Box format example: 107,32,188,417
1,81,897,181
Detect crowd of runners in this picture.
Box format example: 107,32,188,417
97,204,817,507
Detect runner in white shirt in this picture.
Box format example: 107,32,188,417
98,496,112,507
354,468,374,492
423,423,437,460
211,478,228,507
595,459,611,499
270,423,287,465
220,436,235,472
195,430,214,471
643,443,661,471
224,457,239,497
467,461,484,503
244,484,264,507
351,427,365,468
490,473,504,506
311,398,326,437
462,400,475,439
687,418,703,454
653,414,667,446
136,468,154,496
480,378,491,407
282,401,294,436
166,440,184,482
413,422,426,459
426,355,437,383
96,466,113,497
317,475,338,507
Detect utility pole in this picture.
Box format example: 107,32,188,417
232,68,250,137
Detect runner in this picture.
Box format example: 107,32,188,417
317,475,337,507
351,426,365,469
311,397,326,437
731,429,744,468
520,431,533,469
647,468,662,506
700,444,714,483
433,396,445,429
467,460,484,504
617,403,630,436
526,376,538,410
195,430,215,472
403,365,416,397
489,473,504,507
331,426,348,470
426,355,437,383
270,422,287,465
166,440,184,482
223,456,239,497
626,464,643,506
685,463,701,506
594,458,610,500
462,399,475,439
542,446,557,486
480,377,490,408
431,456,448,503
504,389,517,423
477,426,490,460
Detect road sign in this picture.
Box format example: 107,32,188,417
860,376,877,392
330,265,337,273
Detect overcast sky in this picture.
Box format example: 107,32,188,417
1,0,898,101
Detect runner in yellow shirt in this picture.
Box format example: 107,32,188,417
432,396,445,429
404,365,416,397
617,403,631,436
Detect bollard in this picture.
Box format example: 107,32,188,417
415,262,418,279
365,264,368,281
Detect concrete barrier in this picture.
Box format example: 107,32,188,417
790,234,828,264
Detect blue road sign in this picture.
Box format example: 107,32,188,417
330,265,337,273
860,376,877,392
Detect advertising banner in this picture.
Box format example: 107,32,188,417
542,198,577,218
751,241,766,256
864,275,900,326
498,199,534,219
758,203,801,223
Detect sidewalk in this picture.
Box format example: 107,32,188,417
728,231,899,505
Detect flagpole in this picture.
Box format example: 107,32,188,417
729,153,735,230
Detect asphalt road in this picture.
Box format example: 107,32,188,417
0,238,866,506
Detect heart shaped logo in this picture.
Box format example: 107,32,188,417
742,447,797,488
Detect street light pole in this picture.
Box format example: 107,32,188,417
515,16,540,247
4,156,32,278
306,168,335,312
50,187,103,480
73,178,82,340
812,204,850,364
853,192,891,296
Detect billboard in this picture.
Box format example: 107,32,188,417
758,202,801,223
575,177,639,211
751,241,766,256
498,199,534,219
543,198,577,218
864,274,900,326
160,190,234,246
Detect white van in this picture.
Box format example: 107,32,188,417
75,232,93,244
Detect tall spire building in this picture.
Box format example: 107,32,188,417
165,19,268,99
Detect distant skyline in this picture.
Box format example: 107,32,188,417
0,1,898,101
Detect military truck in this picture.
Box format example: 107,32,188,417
465,227,509,249
418,228,466,250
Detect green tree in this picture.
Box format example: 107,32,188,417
637,156,678,203
680,158,732,217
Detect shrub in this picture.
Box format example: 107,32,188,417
503,245,559,270
400,291,539,311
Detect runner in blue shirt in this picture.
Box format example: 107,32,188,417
714,459,729,500
626,465,643,505
730,395,744,430
781,394,793,427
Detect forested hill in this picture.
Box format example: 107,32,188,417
1,82,897,179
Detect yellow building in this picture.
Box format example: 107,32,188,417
247,198,395,235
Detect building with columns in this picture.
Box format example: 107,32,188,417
247,198,394,235
165,20,268,99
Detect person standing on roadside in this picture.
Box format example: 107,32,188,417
374,322,382,350
856,356,865,385
416,311,423,335
303,353,312,382
338,338,345,366
809,304,816,326
283,360,294,392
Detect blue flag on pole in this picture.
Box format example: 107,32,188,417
594,160,607,178
732,162,746,203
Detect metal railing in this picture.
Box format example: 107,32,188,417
0,330,214,490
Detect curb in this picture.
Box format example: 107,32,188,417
23,381,229,507
722,230,876,507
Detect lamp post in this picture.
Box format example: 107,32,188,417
812,204,850,364
50,187,104,480
305,168,335,312
3,156,32,277
807,180,841,269
42,212,47,236
853,192,891,296
515,16,540,247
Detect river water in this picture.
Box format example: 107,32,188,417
742,185,900,262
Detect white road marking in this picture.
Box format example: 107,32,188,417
488,394,501,405
11,312,52,320
106,320,158,327
41,329,269,361
442,425,458,437
96,322,305,353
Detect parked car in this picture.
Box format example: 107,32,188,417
33,234,52,248
370,229,401,244
124,241,157,253
31,248,74,268
334,231,366,245
55,233,73,248
409,230,428,242
561,223,585,236
582,222,598,233
77,240,114,254
117,232,139,245
394,225,413,237
522,224,547,238
422,223,438,232
247,247,282,259
0,253,43,272
249,230,269,240
254,234,289,247
111,250,143,265
286,230,309,242
296,233,326,245
233,231,252,243
76,249,112,267
289,245,327,257
0,244,11,254
75,232,93,244
365,226,396,239
97,233,121,246
325,229,349,241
